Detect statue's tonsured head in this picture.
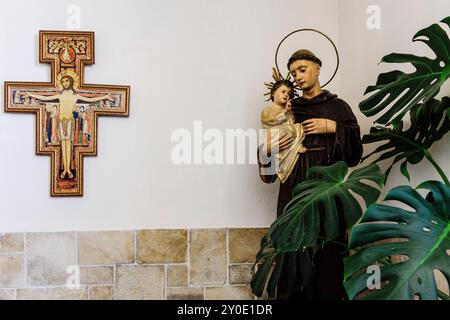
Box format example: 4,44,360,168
287,49,322,70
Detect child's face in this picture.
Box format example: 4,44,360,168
273,85,292,106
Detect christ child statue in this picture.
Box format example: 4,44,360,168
260,79,306,183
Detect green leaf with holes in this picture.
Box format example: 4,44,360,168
271,161,384,251
251,161,384,297
344,181,450,300
362,97,450,181
359,16,450,125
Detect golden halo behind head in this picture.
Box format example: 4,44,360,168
275,28,339,89
56,69,80,90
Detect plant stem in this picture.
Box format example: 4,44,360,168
424,150,450,186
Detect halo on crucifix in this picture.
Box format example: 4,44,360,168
56,69,80,90
4,31,130,197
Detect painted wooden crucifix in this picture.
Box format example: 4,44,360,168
4,31,130,196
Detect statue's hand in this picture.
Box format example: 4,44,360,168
302,118,336,135
299,146,308,153
278,131,293,150
285,99,292,111
264,129,294,155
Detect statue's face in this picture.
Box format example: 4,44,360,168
62,77,72,90
289,60,320,91
273,85,292,106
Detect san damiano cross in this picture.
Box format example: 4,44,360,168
4,31,130,196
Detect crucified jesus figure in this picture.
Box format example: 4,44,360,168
25,75,113,179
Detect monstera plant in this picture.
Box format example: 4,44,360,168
359,17,450,126
344,181,450,300
343,17,450,300
251,162,385,297
362,98,450,184
251,16,450,300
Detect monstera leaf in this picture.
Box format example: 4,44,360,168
250,234,285,297
362,97,450,181
344,181,450,300
271,161,384,250
360,16,450,125
251,161,384,297
250,234,315,298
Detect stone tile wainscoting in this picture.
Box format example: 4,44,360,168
0,228,268,300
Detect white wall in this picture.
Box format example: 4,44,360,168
0,0,339,232
338,0,450,197
2,0,447,233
